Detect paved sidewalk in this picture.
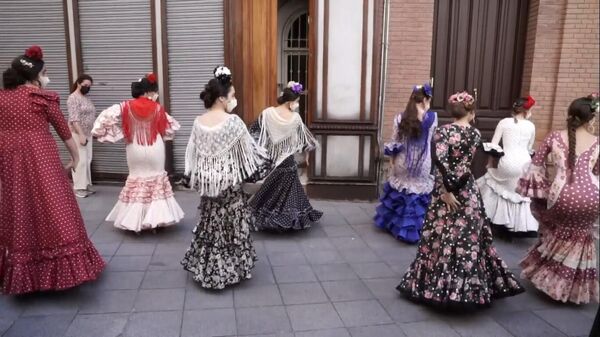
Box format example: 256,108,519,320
0,185,597,337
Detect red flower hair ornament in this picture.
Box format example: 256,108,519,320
24,45,44,61
146,73,157,84
523,95,536,110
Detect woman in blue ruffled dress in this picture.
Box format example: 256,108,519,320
374,83,437,243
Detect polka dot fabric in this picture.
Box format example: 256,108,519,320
0,86,105,295
518,131,599,304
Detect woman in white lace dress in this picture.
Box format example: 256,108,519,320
92,73,184,233
477,96,538,235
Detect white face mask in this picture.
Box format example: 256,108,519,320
39,75,50,88
226,98,238,112
290,102,299,111
151,93,159,102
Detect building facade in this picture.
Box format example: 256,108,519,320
1,0,598,200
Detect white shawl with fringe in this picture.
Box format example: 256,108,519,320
185,115,267,197
256,107,318,166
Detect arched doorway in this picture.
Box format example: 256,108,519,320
279,4,309,122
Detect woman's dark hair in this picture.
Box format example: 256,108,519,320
2,46,45,89
200,66,233,109
131,73,159,98
396,86,430,141
71,74,93,92
448,100,475,119
512,97,528,119
566,95,598,176
277,88,300,105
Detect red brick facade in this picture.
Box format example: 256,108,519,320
382,0,434,141
383,0,599,143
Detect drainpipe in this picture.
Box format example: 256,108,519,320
375,0,391,193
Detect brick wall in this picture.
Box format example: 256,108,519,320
381,0,435,142
522,0,600,141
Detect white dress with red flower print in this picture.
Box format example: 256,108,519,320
92,102,184,232
517,131,599,304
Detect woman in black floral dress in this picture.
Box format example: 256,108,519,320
181,66,269,289
397,91,524,308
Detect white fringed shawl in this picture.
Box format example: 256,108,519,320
185,115,268,197
256,107,318,166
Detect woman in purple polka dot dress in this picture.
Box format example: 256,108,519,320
517,94,599,304
0,46,105,295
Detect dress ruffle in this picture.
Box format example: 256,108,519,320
520,228,599,304
251,156,322,231
182,185,257,289
477,174,538,232
516,165,549,199
1,240,105,295
374,182,430,243
92,104,124,143
106,172,184,232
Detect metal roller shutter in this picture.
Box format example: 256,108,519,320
166,0,224,173
78,0,154,176
0,0,71,163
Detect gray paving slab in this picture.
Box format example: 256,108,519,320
2,186,596,336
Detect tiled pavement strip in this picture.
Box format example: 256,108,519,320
1,185,597,337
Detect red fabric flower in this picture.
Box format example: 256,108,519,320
146,73,157,84
24,45,44,61
523,95,536,109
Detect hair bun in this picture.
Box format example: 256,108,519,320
24,45,43,61
213,65,232,85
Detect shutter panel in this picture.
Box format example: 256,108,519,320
166,0,224,173
78,0,154,176
0,0,71,162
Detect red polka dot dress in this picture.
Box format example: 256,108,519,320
0,86,105,295
517,131,599,304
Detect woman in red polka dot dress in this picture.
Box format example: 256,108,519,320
517,94,599,304
0,46,105,295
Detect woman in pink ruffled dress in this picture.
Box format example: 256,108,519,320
92,73,184,233
517,93,599,304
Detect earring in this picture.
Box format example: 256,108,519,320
586,116,598,134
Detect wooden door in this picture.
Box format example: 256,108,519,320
225,0,278,123
431,0,529,176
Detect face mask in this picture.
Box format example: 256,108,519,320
290,102,299,111
525,111,532,120
39,75,50,88
152,93,159,102
226,98,238,112
80,86,91,95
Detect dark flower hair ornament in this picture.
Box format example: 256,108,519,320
413,83,433,98
24,45,44,61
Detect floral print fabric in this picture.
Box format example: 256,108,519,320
397,124,524,307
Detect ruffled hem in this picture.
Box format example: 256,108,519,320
477,175,539,232
118,172,177,204
516,166,549,199
253,207,323,231
1,240,105,295
181,245,257,290
396,283,524,310
106,197,184,232
374,183,430,243
520,249,599,304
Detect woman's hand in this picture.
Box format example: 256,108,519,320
441,192,460,212
79,134,88,146
305,152,310,167
64,158,78,172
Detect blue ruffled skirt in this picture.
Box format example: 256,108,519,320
374,182,431,243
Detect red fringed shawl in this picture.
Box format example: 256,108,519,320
121,97,168,145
